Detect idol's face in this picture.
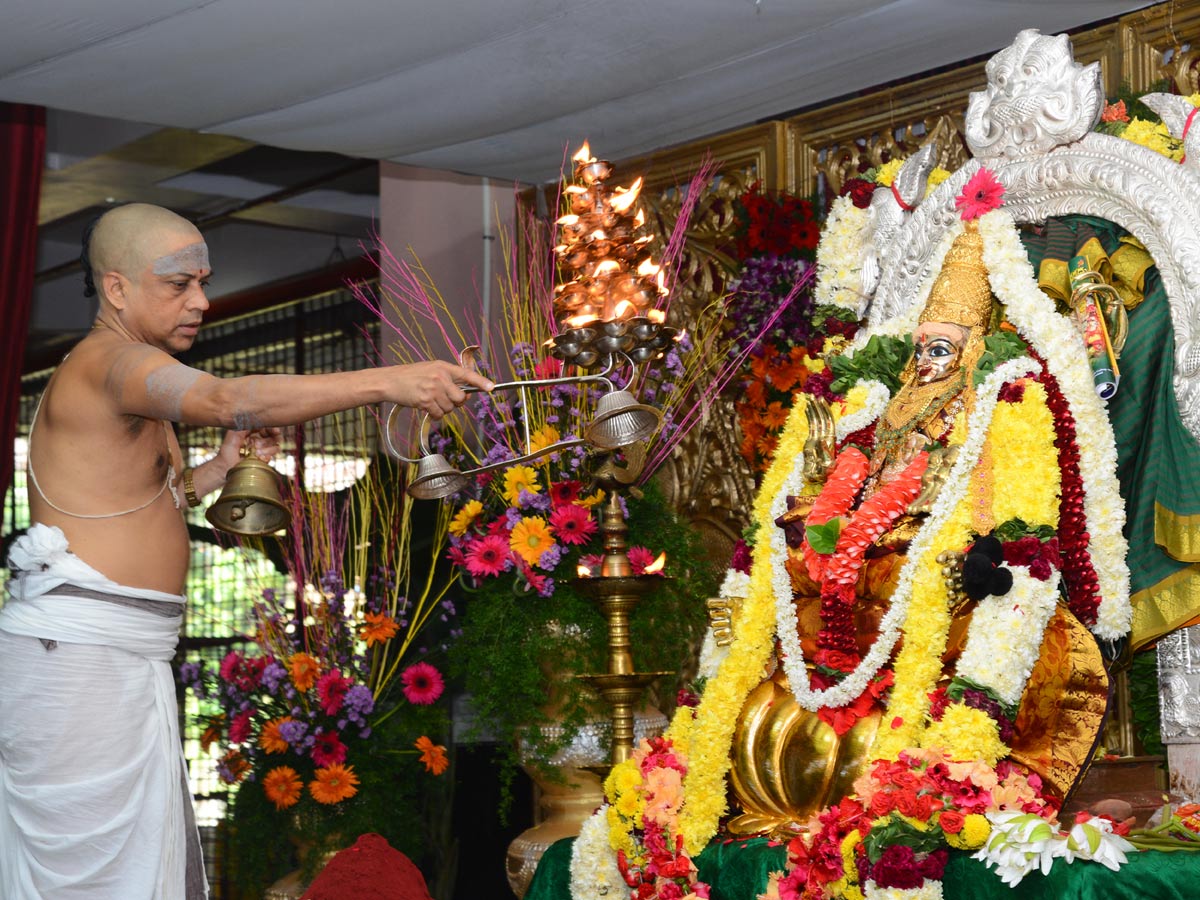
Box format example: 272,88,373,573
913,322,967,385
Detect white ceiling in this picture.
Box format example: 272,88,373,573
1,0,1154,185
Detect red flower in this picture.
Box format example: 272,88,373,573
315,670,351,716
548,480,583,506
1101,100,1129,123
842,177,877,209
627,546,658,575
311,730,347,767
870,844,924,890
549,503,597,546
939,809,966,834
998,380,1026,403
401,661,445,705
955,168,1006,220
228,708,254,744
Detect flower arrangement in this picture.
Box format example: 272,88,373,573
724,182,859,473
1096,91,1200,161
181,451,458,887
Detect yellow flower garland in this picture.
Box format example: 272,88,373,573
988,382,1059,529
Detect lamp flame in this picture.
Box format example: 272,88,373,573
637,258,661,277
593,260,620,277
565,184,588,194
609,177,643,213
633,209,645,227
648,309,666,324
573,143,593,163
614,300,633,318
644,552,667,574
566,313,600,328
556,213,580,226
577,563,592,578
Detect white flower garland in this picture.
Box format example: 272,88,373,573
865,880,946,900
815,196,871,316
977,211,1131,639
954,567,1062,707
773,357,1037,711
835,379,891,441
570,805,624,900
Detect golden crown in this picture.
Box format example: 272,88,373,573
918,222,994,330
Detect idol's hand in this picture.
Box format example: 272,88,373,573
802,396,836,485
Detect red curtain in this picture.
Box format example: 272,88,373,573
0,103,45,505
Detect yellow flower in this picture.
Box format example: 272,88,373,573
509,516,554,565
615,788,642,818
874,158,903,186
605,760,643,799
1122,118,1183,162
946,813,991,850
989,382,1059,528
924,167,952,197
840,829,862,880
449,499,483,536
921,704,1007,766
529,424,561,454
578,489,605,509
501,465,541,505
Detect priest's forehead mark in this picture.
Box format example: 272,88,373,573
151,241,210,277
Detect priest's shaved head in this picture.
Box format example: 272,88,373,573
83,203,208,301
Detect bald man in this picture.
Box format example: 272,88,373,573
0,204,491,899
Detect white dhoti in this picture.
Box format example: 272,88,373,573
0,525,208,899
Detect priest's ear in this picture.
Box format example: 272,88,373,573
100,271,129,309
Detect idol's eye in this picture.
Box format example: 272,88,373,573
923,338,956,359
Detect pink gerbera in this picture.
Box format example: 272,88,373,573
954,168,1005,220
402,661,445,705
315,670,351,716
627,546,656,574
465,534,512,577
549,503,597,546
311,730,348,767
228,708,255,744
579,553,603,576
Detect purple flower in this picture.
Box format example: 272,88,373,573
344,684,375,717
519,489,551,512
261,661,287,693
538,545,564,571
277,719,309,748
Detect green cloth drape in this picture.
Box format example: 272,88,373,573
1020,216,1200,651
527,836,1200,899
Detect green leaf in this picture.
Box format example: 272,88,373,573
806,518,842,554
829,333,913,394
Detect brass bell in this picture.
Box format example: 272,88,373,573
206,451,291,536
584,389,661,450
407,453,470,500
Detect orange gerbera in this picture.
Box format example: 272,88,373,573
263,766,303,810
771,358,805,393
361,611,399,647
415,736,450,775
200,714,226,752
308,764,360,805
288,652,321,693
509,516,554,565
258,716,292,755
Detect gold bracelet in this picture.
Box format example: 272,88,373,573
182,467,202,508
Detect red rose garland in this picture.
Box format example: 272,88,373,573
1032,357,1100,626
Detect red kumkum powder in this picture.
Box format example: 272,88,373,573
301,833,433,900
